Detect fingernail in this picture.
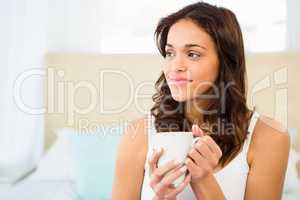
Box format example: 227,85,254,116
180,166,187,172
157,147,162,153
174,160,182,165
152,148,156,154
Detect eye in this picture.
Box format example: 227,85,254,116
188,52,201,59
165,51,175,58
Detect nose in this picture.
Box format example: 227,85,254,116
170,54,187,72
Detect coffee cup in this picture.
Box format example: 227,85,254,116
151,131,199,187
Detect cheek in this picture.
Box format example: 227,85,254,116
192,66,218,83
162,63,169,76
190,64,219,93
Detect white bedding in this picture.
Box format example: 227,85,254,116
0,180,77,200
283,190,300,200
0,130,79,200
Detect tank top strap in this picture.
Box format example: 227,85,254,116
147,111,156,150
243,111,260,153
144,112,155,170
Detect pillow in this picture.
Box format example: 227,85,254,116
68,126,123,200
289,128,297,149
28,129,76,181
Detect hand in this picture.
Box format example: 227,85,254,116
185,124,223,183
148,148,191,200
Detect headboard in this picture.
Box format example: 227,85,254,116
45,52,300,150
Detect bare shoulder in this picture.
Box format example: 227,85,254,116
248,114,290,164
117,115,149,161
244,115,291,198
112,115,149,199
254,114,290,146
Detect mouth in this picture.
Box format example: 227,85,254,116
167,79,193,86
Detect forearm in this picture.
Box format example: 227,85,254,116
190,173,226,200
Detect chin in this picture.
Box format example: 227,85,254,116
171,93,188,102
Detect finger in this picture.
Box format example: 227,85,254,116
196,124,205,136
159,165,188,189
165,173,191,198
148,148,164,175
188,147,208,166
154,159,182,179
202,136,222,158
154,165,187,195
192,124,204,137
185,157,206,178
194,139,215,161
150,160,182,187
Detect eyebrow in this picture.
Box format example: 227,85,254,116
166,43,207,50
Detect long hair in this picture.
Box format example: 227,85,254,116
150,2,252,166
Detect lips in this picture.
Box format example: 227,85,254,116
167,76,192,86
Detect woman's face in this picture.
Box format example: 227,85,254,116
163,19,219,102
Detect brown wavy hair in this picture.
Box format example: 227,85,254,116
150,2,252,166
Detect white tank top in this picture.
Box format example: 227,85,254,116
141,111,260,200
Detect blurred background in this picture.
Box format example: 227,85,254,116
0,0,299,199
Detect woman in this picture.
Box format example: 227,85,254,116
112,2,290,200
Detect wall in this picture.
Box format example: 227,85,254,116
44,52,300,151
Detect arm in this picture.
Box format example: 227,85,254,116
244,117,290,200
111,117,148,200
186,124,226,200
188,118,290,200
190,173,226,200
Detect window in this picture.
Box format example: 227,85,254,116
99,0,287,53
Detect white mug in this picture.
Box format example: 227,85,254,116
151,131,200,187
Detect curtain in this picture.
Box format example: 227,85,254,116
0,0,47,182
